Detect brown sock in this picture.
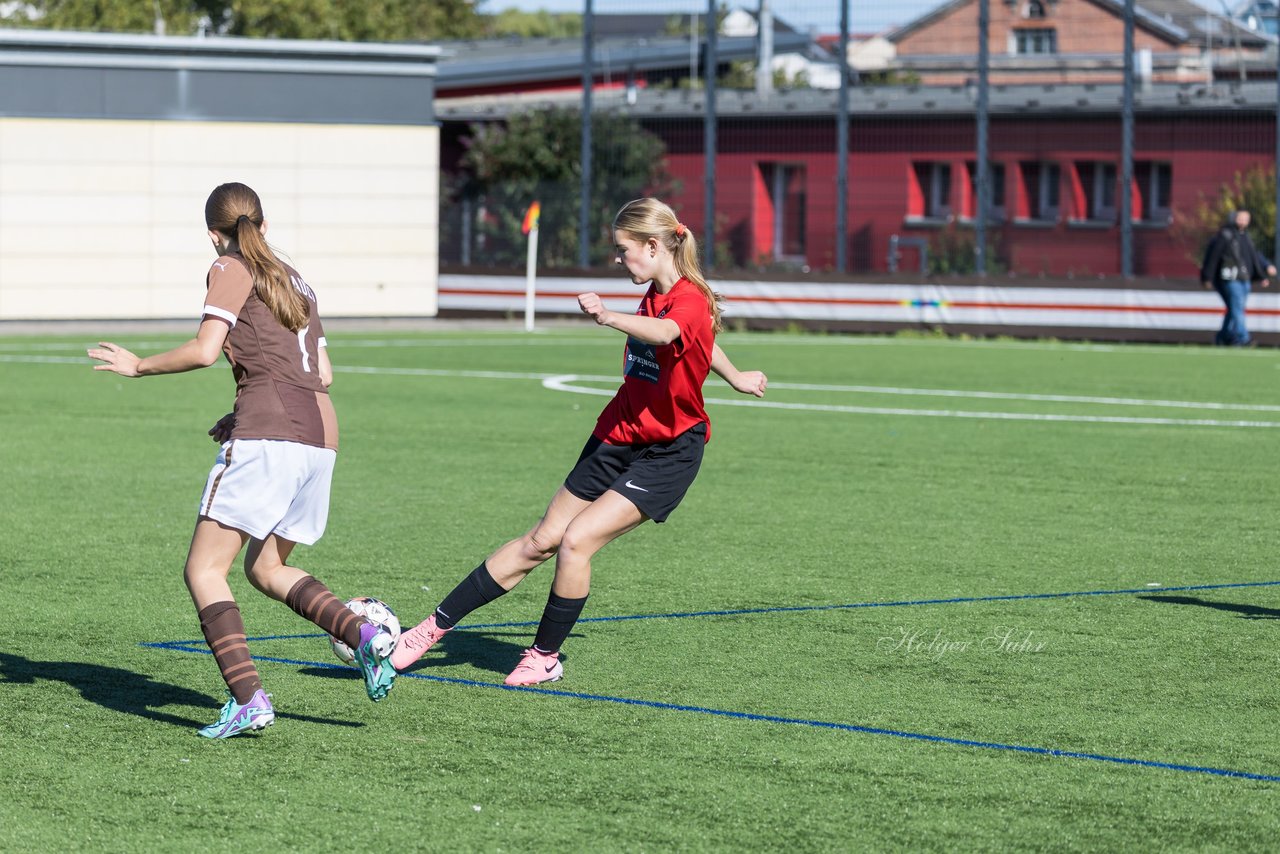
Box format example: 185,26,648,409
197,601,262,705
285,576,362,649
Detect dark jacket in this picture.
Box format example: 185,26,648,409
1201,222,1270,284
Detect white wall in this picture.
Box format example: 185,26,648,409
0,117,439,320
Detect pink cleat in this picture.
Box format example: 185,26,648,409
390,613,451,670
504,648,563,686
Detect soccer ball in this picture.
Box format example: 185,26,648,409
329,597,401,665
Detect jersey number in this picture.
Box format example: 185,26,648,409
296,325,311,373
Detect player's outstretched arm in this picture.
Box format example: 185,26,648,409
88,319,228,378
710,343,767,398
578,292,681,345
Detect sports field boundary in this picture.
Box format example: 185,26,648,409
142,579,1280,784
14,350,1280,428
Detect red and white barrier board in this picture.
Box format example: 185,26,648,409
440,274,1280,333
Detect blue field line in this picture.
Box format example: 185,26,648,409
142,642,1280,783
142,578,1280,646
459,578,1280,631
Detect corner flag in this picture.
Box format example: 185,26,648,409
522,201,542,235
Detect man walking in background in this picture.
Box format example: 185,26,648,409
1201,209,1276,347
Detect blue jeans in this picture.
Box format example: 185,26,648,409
1214,279,1252,346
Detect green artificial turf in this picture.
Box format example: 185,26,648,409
1,327,1278,851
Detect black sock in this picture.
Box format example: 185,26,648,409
434,562,508,630
532,591,588,656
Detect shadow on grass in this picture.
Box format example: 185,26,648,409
299,628,580,680
0,651,365,730
0,651,215,728
1139,595,1280,620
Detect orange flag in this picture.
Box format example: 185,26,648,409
522,201,541,235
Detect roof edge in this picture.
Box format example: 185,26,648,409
0,28,443,62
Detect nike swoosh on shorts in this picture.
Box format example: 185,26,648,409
624,480,649,492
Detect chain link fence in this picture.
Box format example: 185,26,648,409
438,0,1279,281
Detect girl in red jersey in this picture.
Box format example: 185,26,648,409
88,183,397,738
391,197,767,685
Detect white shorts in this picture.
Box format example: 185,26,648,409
197,439,336,545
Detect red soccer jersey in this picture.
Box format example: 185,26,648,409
593,278,715,445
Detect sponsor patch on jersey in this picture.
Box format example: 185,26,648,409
624,337,660,384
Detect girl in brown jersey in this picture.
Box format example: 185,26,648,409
390,197,767,686
89,182,397,738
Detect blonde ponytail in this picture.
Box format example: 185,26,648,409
235,215,308,332
613,198,724,333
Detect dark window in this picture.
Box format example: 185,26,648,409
912,162,952,219
1020,161,1059,221
762,163,807,260
967,161,1006,221
1136,161,1172,222
1077,162,1117,221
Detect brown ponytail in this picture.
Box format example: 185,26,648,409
613,198,724,334
205,183,309,332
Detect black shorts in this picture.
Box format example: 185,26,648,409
563,422,707,523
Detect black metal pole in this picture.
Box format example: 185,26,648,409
704,0,717,270
1121,0,1135,277
836,0,850,273
976,0,989,275
579,0,594,268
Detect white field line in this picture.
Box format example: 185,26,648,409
765,381,1280,412
335,365,570,381
0,354,95,364
0,337,620,353
318,334,1272,359
330,367,1280,414
541,375,1280,428
0,355,566,376
9,354,1280,426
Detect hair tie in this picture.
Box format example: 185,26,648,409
674,222,686,239
236,214,251,226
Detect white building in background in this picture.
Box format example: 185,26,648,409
0,30,441,321
846,35,897,74
721,7,841,89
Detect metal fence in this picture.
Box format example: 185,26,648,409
438,0,1280,281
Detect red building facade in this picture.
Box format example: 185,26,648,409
887,0,1272,86
439,85,1277,279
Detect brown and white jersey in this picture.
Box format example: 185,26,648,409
202,254,338,451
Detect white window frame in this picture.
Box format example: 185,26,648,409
1011,28,1057,55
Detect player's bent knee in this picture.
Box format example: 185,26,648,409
244,558,282,589
524,529,562,561
558,529,600,561
183,561,229,594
